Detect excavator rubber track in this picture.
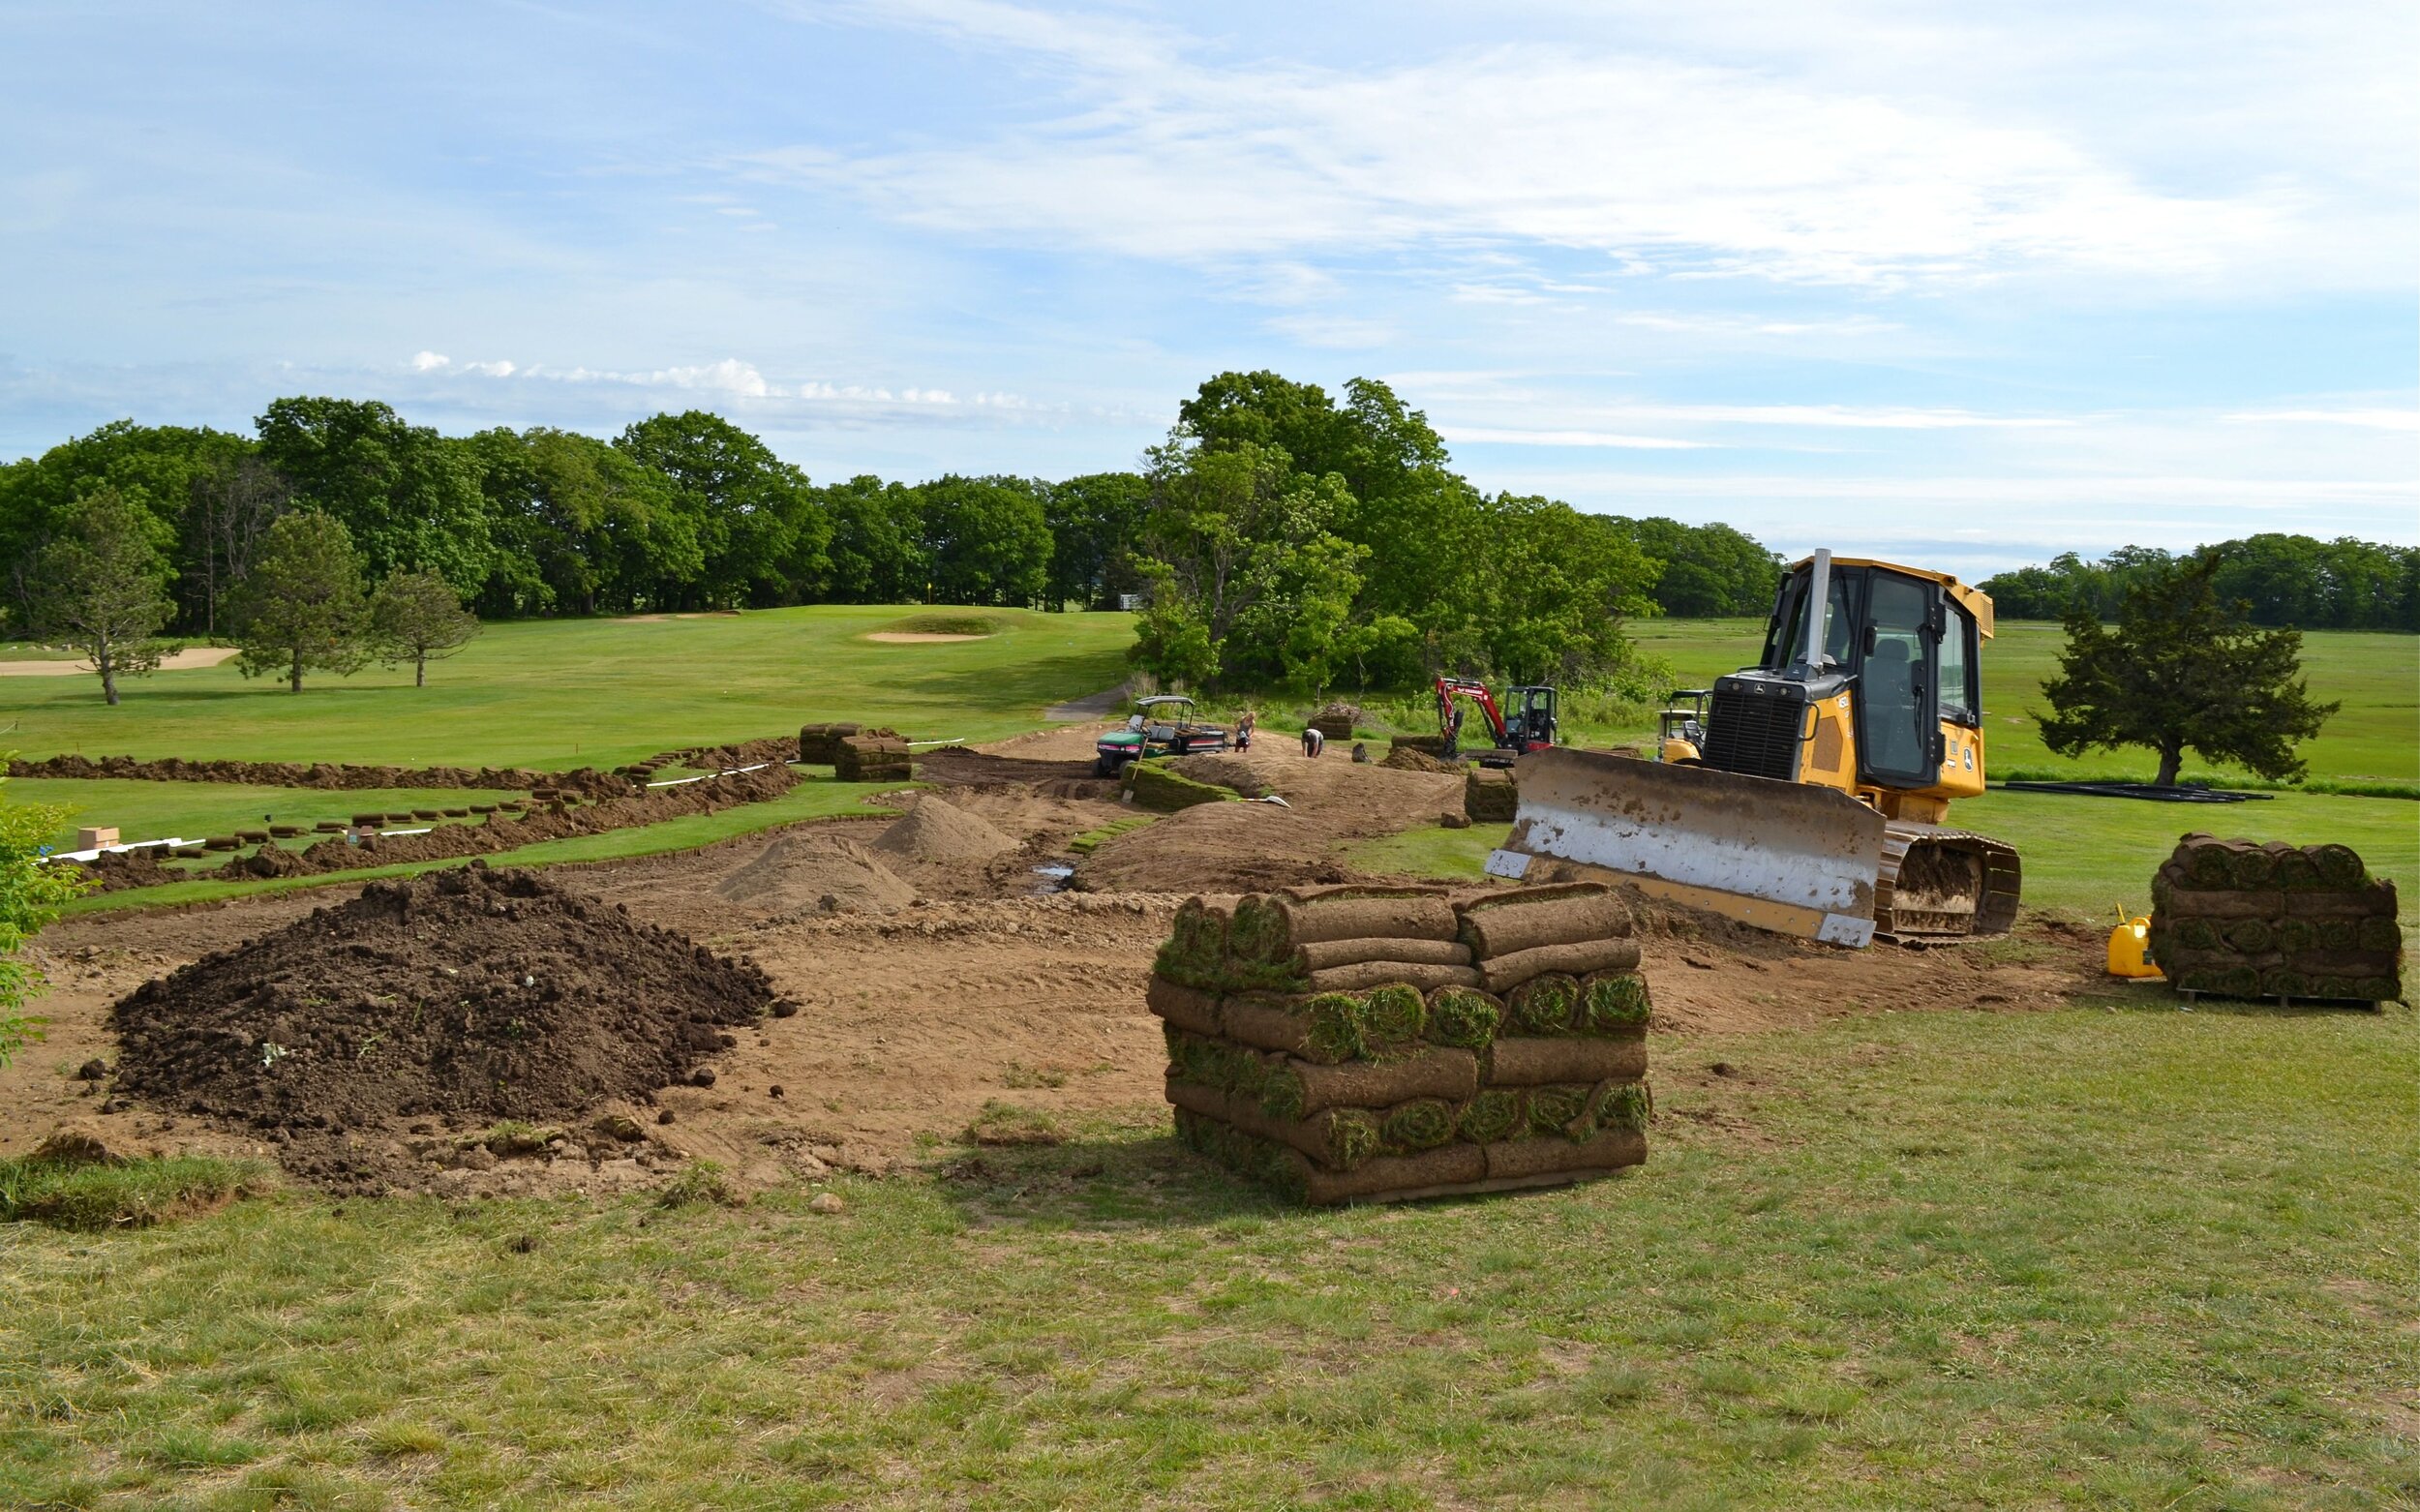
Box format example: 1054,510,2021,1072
1875,821,2022,942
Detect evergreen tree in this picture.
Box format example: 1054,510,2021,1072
28,487,177,705
2041,552,2338,785
231,511,371,692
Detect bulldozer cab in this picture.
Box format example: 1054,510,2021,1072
1737,557,1984,798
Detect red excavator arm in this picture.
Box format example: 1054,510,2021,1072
1435,676,1508,750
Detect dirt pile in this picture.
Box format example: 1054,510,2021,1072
872,794,1017,866
717,834,917,914
12,752,628,798
1167,753,1268,798
108,864,780,1188
1153,882,1649,1204
1381,744,1461,773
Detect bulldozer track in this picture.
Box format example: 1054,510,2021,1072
1875,821,2022,943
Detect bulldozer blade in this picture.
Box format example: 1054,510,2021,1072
1486,747,1889,948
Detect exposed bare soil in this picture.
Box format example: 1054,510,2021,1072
4,727,2112,1197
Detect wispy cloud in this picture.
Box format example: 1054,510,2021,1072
2223,408,2420,433
1439,426,1711,450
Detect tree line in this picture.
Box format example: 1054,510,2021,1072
1981,537,2418,632
0,376,1785,698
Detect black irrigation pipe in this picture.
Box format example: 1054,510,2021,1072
1996,780,2273,804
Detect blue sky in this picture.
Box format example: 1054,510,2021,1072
3,0,2413,580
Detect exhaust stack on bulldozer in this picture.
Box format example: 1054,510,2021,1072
1489,550,2022,947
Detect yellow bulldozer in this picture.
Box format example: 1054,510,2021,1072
1488,550,2021,947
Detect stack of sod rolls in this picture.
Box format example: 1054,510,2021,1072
2149,833,2403,1005
1465,768,1518,823
834,734,913,783
797,722,865,763
1153,881,1651,1204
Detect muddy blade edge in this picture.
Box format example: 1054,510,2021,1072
1485,746,1890,948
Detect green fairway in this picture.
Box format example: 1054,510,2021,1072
0,605,1134,771
6,1003,2411,1508
1619,617,2418,785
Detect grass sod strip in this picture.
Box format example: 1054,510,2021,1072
1163,1027,1273,1103
1455,1088,1523,1144
1154,896,1234,989
1144,977,1223,1038
1295,936,1473,972
1506,974,1581,1036
1218,992,1369,1065
1482,1127,1649,1183
1360,983,1429,1049
1162,1081,1383,1172
1479,938,1643,994
1124,760,1242,812
1524,1082,1596,1140
1305,960,1485,993
1487,1038,1649,1086
1580,971,1652,1032
1257,1047,1481,1121
1424,986,1503,1049
1378,1098,1459,1155
1455,884,1632,959
1271,891,1461,947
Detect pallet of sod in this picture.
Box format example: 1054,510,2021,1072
1150,881,1652,1204
2148,833,2403,1006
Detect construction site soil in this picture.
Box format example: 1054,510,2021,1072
7,728,2117,1198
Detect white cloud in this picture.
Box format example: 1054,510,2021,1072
1440,426,1710,450
767,6,2314,288
409,350,449,371
2223,408,2420,433
462,359,516,378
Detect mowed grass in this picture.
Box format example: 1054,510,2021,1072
5,1004,2413,1508
55,777,910,916
0,605,1135,771
4,779,527,851
1621,617,2419,784
1353,789,2420,929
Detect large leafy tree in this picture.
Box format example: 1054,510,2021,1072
29,488,178,705
821,475,928,603
614,410,829,608
255,397,493,594
231,511,372,692
1611,516,1783,617
920,475,1052,606
1042,471,1148,611
2040,552,2339,785
463,428,698,615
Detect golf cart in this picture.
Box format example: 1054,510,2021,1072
1094,695,1229,776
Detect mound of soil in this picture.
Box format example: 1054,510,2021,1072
717,834,917,913
872,794,1017,865
1379,745,1461,773
108,864,778,1189
1166,753,1268,798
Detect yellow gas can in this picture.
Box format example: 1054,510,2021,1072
2105,907,2162,979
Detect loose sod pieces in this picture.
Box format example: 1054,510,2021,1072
2147,833,2403,1006
1150,881,1652,1204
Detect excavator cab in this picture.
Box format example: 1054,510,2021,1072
1491,549,2019,947
1503,685,1558,753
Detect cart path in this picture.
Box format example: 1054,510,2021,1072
1044,683,1128,720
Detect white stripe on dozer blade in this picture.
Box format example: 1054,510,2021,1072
1510,798,1881,946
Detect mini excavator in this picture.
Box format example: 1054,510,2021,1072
1490,550,2021,947
1435,676,1558,768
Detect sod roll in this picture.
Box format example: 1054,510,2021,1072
1292,1142,1489,1205
1464,769,1518,822
1144,976,1224,1038
1305,960,1487,994
1259,1047,1481,1118
1423,986,1503,1049
1480,938,1643,993
1488,1038,1649,1086
1483,1128,1648,1182
1296,936,1475,972
1218,991,1367,1064
1163,1080,1383,1171
1456,883,1631,959
1234,890,1462,955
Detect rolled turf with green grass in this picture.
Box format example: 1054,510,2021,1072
2148,833,2403,1005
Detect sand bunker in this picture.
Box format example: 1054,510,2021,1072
107,864,780,1189
872,793,1018,866
717,834,918,914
